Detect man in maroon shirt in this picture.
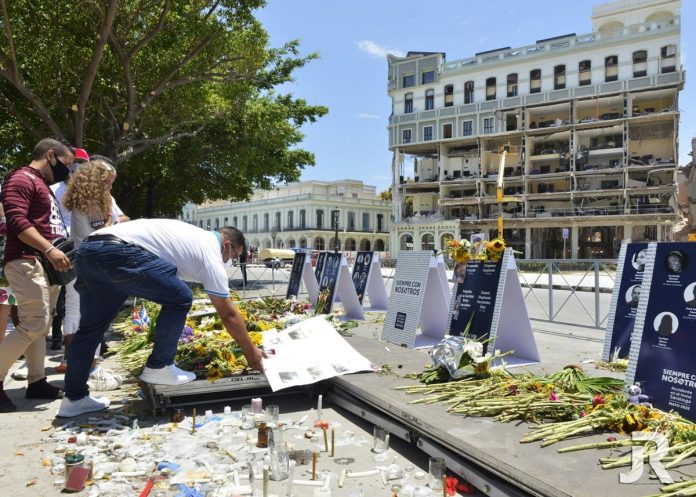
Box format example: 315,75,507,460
0,138,74,412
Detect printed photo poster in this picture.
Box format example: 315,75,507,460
351,251,373,304
449,258,503,348
602,242,648,361
316,252,342,314
286,252,307,299
315,252,327,283
626,242,696,420
262,316,374,391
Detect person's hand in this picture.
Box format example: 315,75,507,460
47,248,71,272
243,346,266,373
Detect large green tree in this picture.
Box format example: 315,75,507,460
0,0,327,217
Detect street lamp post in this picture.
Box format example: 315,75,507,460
331,208,340,253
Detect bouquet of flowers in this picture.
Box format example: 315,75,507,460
443,239,472,263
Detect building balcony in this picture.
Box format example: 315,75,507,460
388,71,684,149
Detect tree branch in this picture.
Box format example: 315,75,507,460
132,36,214,121
74,0,119,146
0,0,18,80
0,90,41,139
107,32,135,132
128,0,170,59
0,51,65,138
114,122,206,165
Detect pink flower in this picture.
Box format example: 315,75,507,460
549,391,559,401
607,436,617,442
592,395,605,407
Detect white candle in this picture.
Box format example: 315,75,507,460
286,460,296,497
252,398,263,413
223,406,232,415
263,465,269,497
317,395,322,419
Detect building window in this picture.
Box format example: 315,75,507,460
506,73,517,97
464,81,474,104
242,215,247,232
483,117,494,134
223,217,228,225
605,55,618,82
462,120,473,136
579,60,591,86
377,214,384,232
632,50,647,77
485,77,496,100
347,212,355,230
402,129,412,144
425,89,434,110
362,212,370,230
423,126,433,141
287,211,293,229
299,209,306,229
214,218,220,229
316,210,324,230
443,123,453,139
554,65,566,89
530,69,541,93
252,214,258,232
263,213,269,231
444,84,454,107
661,45,676,73
198,220,203,228
315,237,325,250
233,216,238,227
275,212,281,230
404,93,413,113
402,74,415,88
421,70,435,84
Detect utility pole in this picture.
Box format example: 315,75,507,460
332,208,340,253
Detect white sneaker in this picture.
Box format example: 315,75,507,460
139,364,196,386
88,367,123,391
57,395,110,418
11,364,28,381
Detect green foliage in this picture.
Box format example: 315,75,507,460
0,0,327,216
379,188,392,201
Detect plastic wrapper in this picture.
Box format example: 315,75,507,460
431,336,483,379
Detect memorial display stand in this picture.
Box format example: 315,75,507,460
381,251,449,348
350,251,388,311
448,249,539,367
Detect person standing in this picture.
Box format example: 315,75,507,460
0,138,74,413
58,220,265,417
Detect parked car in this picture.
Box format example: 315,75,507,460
258,248,295,268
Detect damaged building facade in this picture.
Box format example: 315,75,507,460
388,0,684,259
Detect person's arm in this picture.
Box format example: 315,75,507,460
208,294,265,372
17,226,71,271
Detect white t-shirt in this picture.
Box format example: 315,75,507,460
94,219,229,297
51,181,123,234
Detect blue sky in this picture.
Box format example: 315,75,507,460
256,0,694,193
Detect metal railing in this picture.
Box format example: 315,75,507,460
227,258,617,330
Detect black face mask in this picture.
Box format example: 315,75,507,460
50,153,71,183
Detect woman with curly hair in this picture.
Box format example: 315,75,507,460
60,160,124,390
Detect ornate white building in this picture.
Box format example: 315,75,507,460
388,0,684,259
182,180,391,253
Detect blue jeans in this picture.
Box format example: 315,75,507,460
64,240,192,400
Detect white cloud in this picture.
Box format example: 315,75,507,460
356,112,382,120
356,40,404,59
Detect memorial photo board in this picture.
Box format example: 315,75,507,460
316,252,341,314
315,252,327,283
286,252,307,299
602,242,648,361
351,251,388,309
448,249,540,367
381,251,448,348
626,242,696,420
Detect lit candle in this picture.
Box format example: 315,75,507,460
286,460,296,497
252,398,263,413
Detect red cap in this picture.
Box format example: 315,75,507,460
74,148,90,162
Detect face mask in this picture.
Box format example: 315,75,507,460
50,154,71,183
